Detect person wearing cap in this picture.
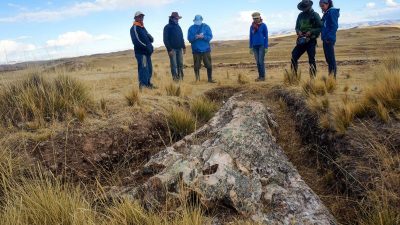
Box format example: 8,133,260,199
187,15,216,83
249,12,269,82
163,12,186,81
320,0,340,78
130,11,155,89
291,0,322,78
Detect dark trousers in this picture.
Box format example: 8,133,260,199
193,52,213,81
135,53,152,87
323,41,337,78
168,49,184,80
291,39,317,77
252,45,266,79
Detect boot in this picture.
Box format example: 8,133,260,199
207,68,216,83
194,69,200,81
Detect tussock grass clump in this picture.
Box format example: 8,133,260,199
323,76,337,93
302,79,327,97
166,107,196,140
0,178,95,225
237,73,249,85
0,147,28,199
283,69,301,86
307,96,330,113
0,74,92,127
165,83,181,97
125,88,140,106
190,97,218,123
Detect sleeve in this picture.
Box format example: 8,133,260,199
311,12,322,38
188,26,196,43
163,25,171,52
263,24,269,48
203,24,213,42
249,26,253,48
133,26,147,47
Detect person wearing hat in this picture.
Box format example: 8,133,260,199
187,15,216,83
291,0,322,78
163,12,186,81
249,12,269,82
130,11,155,89
320,0,340,78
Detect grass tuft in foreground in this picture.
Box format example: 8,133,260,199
166,107,196,141
0,74,92,127
190,97,218,123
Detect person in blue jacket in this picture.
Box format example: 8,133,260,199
249,12,269,82
320,0,340,78
163,12,186,81
130,11,155,89
188,15,216,83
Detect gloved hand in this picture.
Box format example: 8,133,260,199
249,48,253,55
264,48,269,54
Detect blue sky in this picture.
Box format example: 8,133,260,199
0,0,399,64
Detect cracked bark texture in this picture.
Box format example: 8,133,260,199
122,95,337,225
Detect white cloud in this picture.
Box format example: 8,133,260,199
366,2,376,8
385,0,398,7
46,31,113,47
0,40,36,63
0,0,176,23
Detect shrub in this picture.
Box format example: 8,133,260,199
190,97,218,123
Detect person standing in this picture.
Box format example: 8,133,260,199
188,15,216,83
163,12,186,81
249,12,269,82
130,11,155,89
291,0,322,78
320,0,340,78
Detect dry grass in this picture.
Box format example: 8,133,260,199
0,73,92,127
283,69,301,86
0,177,95,225
302,79,327,97
237,73,249,85
165,83,181,97
323,76,337,93
166,107,196,141
189,97,218,123
125,88,140,106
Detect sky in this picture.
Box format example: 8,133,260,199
0,0,399,64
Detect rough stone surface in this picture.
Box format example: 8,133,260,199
123,95,337,225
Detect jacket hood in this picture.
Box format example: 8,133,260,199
327,8,340,17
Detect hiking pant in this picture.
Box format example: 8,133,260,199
252,45,266,79
168,49,184,80
323,41,337,78
193,52,213,81
291,39,317,77
135,53,153,88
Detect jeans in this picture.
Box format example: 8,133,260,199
252,45,266,79
169,49,184,80
323,41,337,78
135,53,153,88
291,39,317,77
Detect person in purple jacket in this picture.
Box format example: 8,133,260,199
320,0,340,78
249,12,268,82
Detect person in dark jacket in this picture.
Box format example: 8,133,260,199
291,0,322,78
130,11,155,89
249,12,269,82
163,12,186,81
188,15,216,83
320,0,340,78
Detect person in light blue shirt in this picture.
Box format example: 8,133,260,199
188,15,216,83
249,12,269,82
320,0,340,78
